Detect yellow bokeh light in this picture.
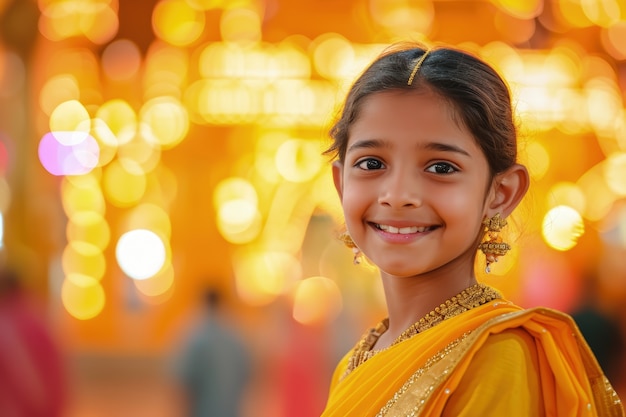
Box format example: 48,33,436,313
233,250,301,306
492,0,542,19
90,118,119,166
580,0,621,28
275,139,323,183
62,241,106,281
603,152,626,196
577,163,617,222
152,0,205,47
133,263,175,297
116,229,167,280
123,203,172,239
542,205,585,251
39,75,80,116
292,276,342,326
144,42,189,99
368,0,434,34
217,200,262,244
61,175,106,217
61,274,106,320
66,210,111,251
546,181,586,214
585,78,622,135
312,33,355,80
50,99,91,135
140,96,189,149
80,3,119,45
95,99,137,146
220,7,261,44
213,177,258,209
102,160,147,207
117,129,162,174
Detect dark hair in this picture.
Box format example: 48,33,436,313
325,42,518,177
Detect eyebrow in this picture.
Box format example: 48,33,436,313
346,138,471,157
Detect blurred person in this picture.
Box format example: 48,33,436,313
0,266,67,417
172,287,251,417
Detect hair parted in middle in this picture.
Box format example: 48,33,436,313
324,42,519,179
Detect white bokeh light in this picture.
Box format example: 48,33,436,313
115,229,166,280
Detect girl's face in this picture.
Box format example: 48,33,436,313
333,89,494,279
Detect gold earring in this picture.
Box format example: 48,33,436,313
478,213,510,273
338,231,362,265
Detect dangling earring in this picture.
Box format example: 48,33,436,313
478,213,510,273
338,231,362,265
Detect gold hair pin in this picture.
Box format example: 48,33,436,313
407,49,430,86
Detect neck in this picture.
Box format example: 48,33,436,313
376,264,477,349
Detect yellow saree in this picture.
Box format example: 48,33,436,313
321,299,624,417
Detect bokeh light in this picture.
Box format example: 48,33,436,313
116,229,167,280
542,205,585,251
292,276,343,326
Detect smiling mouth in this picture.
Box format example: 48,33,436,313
374,224,435,234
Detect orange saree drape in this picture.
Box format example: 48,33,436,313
321,300,624,417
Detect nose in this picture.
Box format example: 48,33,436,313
377,168,423,208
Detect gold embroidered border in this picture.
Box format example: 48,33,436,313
375,308,624,417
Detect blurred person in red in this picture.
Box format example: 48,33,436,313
0,266,67,417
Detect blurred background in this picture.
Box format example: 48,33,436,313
1,0,625,416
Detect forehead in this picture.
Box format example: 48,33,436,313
348,89,480,151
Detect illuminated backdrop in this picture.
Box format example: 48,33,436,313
0,0,625,353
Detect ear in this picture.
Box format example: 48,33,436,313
332,161,344,201
487,164,529,217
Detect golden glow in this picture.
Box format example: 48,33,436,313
585,78,622,135
95,99,137,145
117,131,162,174
580,0,621,27
368,0,434,34
220,7,262,44
233,250,302,306
144,43,188,99
542,205,585,251
123,204,172,239
39,75,80,116
61,274,106,320
523,141,550,181
602,21,626,59
116,229,167,280
312,34,355,80
140,96,190,149
66,210,111,251
577,163,617,222
49,100,91,135
275,139,323,183
102,160,147,207
214,178,261,244
61,175,106,217
62,241,106,281
492,0,542,19
152,0,205,47
547,182,586,214
90,118,119,167
603,152,626,196
38,0,119,44
133,263,175,297
292,276,342,326
0,178,11,214
102,39,142,81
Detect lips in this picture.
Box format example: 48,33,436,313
374,224,434,234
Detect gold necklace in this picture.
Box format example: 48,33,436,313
342,283,502,379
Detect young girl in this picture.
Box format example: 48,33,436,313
321,42,624,416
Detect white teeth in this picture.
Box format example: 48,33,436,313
377,224,429,234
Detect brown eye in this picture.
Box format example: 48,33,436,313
426,162,457,174
356,158,385,170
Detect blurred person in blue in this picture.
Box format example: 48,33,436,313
0,266,67,417
173,286,252,417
